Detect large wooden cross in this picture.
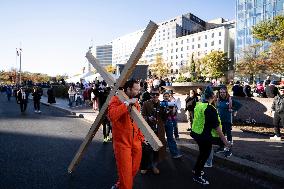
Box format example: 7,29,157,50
68,21,163,174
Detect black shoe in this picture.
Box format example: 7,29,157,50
224,147,232,158
187,128,191,131
193,175,209,185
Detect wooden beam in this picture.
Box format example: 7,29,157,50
68,20,159,174
116,90,162,151
116,20,158,87
85,52,116,86
68,91,115,174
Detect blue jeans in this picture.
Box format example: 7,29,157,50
165,120,180,156
171,119,179,138
69,96,75,107
222,122,232,142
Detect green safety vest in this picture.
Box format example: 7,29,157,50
192,102,222,138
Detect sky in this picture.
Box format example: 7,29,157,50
0,0,235,77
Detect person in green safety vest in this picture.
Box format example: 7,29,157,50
190,86,231,185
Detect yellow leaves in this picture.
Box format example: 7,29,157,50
105,65,116,73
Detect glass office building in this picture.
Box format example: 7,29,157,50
235,0,284,61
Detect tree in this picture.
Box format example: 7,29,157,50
190,53,196,74
149,54,168,78
269,40,284,74
200,51,230,79
235,44,268,82
105,65,116,74
252,15,284,42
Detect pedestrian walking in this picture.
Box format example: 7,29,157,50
47,86,56,104
205,86,242,167
97,81,112,143
185,89,198,131
270,86,284,141
168,90,179,139
6,86,12,101
190,86,231,185
91,85,98,111
68,85,76,108
17,87,28,113
32,86,42,113
161,91,182,159
108,80,144,189
140,88,167,175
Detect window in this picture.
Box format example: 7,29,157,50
192,38,195,42
181,40,183,44
212,33,214,38
176,42,178,45
181,47,183,51
176,48,178,52
181,54,183,58
187,46,189,50
187,39,190,43
198,36,201,41
192,45,194,49
171,49,173,53
171,56,173,59
205,35,207,39
219,32,221,36
205,43,207,47
176,62,178,65
176,69,178,74
176,55,178,59
171,69,173,73
219,40,221,44
211,41,214,46
198,44,200,48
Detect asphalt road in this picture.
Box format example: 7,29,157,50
0,94,274,189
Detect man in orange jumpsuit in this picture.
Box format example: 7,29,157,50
108,79,144,189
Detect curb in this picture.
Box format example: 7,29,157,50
39,100,93,123
178,142,284,186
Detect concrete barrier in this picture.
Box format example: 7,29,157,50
175,94,274,125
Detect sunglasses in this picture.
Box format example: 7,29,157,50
151,93,160,96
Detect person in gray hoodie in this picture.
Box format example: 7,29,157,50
270,86,284,140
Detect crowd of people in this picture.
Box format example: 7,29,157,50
1,74,283,188
232,76,283,98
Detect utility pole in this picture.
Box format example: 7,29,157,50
19,49,22,85
16,47,22,85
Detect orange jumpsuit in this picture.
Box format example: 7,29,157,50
108,96,144,189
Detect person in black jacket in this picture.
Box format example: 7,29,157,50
47,86,56,104
185,89,198,131
32,86,42,113
17,87,28,113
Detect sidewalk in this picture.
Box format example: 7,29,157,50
39,96,284,185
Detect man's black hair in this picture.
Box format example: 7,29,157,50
123,79,140,92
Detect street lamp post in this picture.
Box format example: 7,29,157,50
19,49,22,85
16,48,22,85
